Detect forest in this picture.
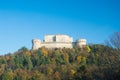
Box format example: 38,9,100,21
0,32,120,80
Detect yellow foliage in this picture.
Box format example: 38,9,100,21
61,65,67,73
0,64,6,76
8,71,15,79
47,67,53,75
70,69,76,75
86,46,91,52
82,57,86,63
77,55,82,62
25,51,31,57
41,47,48,57
64,53,69,63
32,70,46,80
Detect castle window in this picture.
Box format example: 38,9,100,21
53,36,56,42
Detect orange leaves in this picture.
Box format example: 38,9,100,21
14,69,30,80
54,71,61,80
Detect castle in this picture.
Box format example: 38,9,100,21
32,34,87,50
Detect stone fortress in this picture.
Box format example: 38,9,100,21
32,34,87,50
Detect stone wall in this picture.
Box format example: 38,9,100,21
55,35,73,42
44,34,73,42
44,35,55,42
32,39,41,50
32,34,87,50
41,42,73,48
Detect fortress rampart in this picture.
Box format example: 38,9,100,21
32,34,86,50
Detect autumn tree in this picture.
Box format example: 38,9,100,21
2,70,14,80
31,70,46,80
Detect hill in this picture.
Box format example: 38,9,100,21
0,45,120,80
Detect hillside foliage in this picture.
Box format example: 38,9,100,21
0,45,120,80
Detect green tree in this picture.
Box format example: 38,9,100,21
0,57,7,65
18,46,28,52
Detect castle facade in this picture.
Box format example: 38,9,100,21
32,34,86,50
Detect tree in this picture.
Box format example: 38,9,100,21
41,47,48,57
14,69,29,80
31,70,46,80
2,70,14,80
18,47,28,52
105,32,120,50
54,71,61,80
26,57,33,70
0,57,7,65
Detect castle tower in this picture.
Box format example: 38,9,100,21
32,39,42,50
76,39,87,47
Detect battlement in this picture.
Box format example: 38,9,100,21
32,34,86,50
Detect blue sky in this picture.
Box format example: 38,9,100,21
0,0,120,54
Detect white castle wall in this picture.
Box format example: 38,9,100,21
44,35,55,42
44,34,73,42
41,42,73,48
32,34,87,50
55,35,73,42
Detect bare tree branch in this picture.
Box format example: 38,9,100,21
105,32,120,50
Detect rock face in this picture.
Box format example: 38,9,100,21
32,34,86,50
